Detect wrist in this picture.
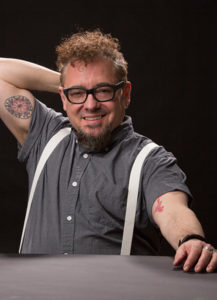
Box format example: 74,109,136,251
178,234,207,247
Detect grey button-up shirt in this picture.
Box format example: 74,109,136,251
18,99,191,255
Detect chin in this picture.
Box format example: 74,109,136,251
83,125,106,137
76,124,112,152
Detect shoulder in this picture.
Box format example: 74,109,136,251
18,98,71,163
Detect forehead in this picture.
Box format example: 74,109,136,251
63,58,117,88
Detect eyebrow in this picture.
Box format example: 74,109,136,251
65,82,115,90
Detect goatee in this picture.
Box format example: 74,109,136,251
76,125,112,152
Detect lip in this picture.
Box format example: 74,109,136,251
82,114,106,121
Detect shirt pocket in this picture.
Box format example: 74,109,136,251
86,184,128,232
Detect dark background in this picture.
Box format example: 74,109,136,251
0,0,216,254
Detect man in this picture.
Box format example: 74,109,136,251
0,29,216,272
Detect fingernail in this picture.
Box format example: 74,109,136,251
195,266,200,272
207,266,212,272
184,265,189,271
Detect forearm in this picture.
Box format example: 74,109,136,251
160,205,204,250
152,191,204,250
0,58,60,93
153,193,216,273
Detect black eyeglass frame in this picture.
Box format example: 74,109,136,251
63,81,125,104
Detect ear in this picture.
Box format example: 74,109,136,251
123,81,131,108
59,86,67,111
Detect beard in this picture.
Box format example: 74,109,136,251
76,124,112,152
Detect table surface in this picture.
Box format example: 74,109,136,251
0,254,216,300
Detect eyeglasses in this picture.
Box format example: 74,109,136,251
63,81,125,104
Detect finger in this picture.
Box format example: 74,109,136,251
173,246,187,266
194,245,213,272
206,250,217,273
182,247,202,272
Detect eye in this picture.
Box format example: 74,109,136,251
96,87,113,94
68,89,85,98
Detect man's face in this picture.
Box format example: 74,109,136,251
59,58,131,148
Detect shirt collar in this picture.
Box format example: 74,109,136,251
109,115,134,146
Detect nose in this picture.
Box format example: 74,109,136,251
83,93,100,110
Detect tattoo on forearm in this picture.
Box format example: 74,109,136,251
4,95,33,119
154,197,164,213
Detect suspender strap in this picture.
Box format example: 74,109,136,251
121,142,159,255
19,128,158,255
19,127,71,253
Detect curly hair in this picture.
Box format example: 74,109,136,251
56,29,128,85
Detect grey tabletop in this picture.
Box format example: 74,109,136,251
0,254,216,300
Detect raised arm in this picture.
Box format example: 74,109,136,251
152,191,217,272
0,58,60,145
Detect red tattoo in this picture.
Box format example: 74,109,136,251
154,197,164,213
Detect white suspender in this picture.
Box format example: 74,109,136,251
121,142,158,255
19,126,158,255
19,127,71,253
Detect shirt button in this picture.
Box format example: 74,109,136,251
72,181,77,187
67,216,72,221
83,153,88,159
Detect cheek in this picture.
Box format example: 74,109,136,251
67,109,81,131
65,105,79,122
109,102,126,127
115,99,126,117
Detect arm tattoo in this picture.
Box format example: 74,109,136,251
4,95,33,119
154,197,164,213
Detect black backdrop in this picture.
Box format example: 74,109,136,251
0,0,216,254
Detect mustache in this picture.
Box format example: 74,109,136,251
81,108,108,116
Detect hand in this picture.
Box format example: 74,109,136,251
173,239,217,273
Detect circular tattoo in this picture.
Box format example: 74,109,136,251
4,95,33,119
